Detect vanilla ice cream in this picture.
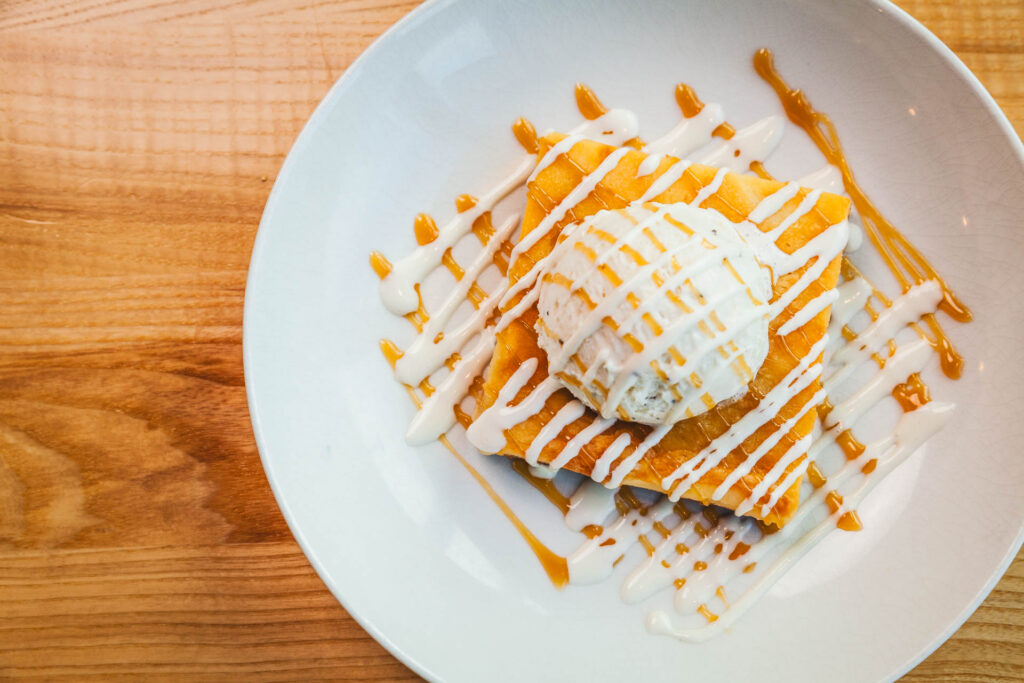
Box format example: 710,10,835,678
535,202,772,425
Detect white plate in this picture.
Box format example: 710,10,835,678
244,0,1024,680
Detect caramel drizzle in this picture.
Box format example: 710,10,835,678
892,373,931,412
841,257,963,382
373,72,967,599
697,604,719,623
413,213,439,245
837,510,863,532
369,251,392,279
439,435,568,587
366,113,575,583
513,117,540,154
574,83,609,120
510,459,571,514
754,48,969,380
825,490,843,514
711,122,735,140
674,84,705,118
455,194,478,212
806,461,827,489
379,339,403,368
748,160,773,180
403,284,429,332
835,430,866,461
728,542,751,561
374,83,779,593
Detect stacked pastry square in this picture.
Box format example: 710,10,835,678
468,132,850,528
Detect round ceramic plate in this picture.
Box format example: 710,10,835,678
244,0,1024,680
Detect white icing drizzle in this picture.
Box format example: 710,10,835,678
765,223,850,318
499,147,633,311
592,432,633,483
542,205,679,374
765,190,822,240
524,400,586,465
690,166,729,207
527,463,558,480
639,159,693,202
378,160,532,316
644,103,725,157
375,87,961,644
826,280,942,390
660,337,826,494
694,115,786,172
394,213,519,386
563,279,953,641
608,424,672,488
568,231,763,420
830,277,872,331
406,328,495,445
465,358,539,453
711,394,820,503
795,165,865,251
738,423,816,517
389,110,641,443
748,182,800,223
777,289,839,336
549,415,617,470
636,153,665,177
646,401,953,642
565,479,617,532
797,165,843,193
510,145,634,269
826,338,934,431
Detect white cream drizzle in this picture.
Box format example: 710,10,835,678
698,115,786,172
380,109,639,316
395,213,519,387
563,279,952,640
777,289,839,336
464,358,539,453
406,328,495,445
636,153,665,178
644,103,725,157
646,401,953,642
661,337,826,498
376,89,959,643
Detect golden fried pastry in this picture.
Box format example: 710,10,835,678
473,133,850,527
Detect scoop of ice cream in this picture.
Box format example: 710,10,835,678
535,202,772,425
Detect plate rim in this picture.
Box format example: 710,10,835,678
242,0,1024,680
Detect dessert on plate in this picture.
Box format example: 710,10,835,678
468,135,850,528
369,50,969,640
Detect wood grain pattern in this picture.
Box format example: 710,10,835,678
0,0,1019,679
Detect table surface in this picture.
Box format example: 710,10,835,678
1,0,1022,679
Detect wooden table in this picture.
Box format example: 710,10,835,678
0,0,1021,679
